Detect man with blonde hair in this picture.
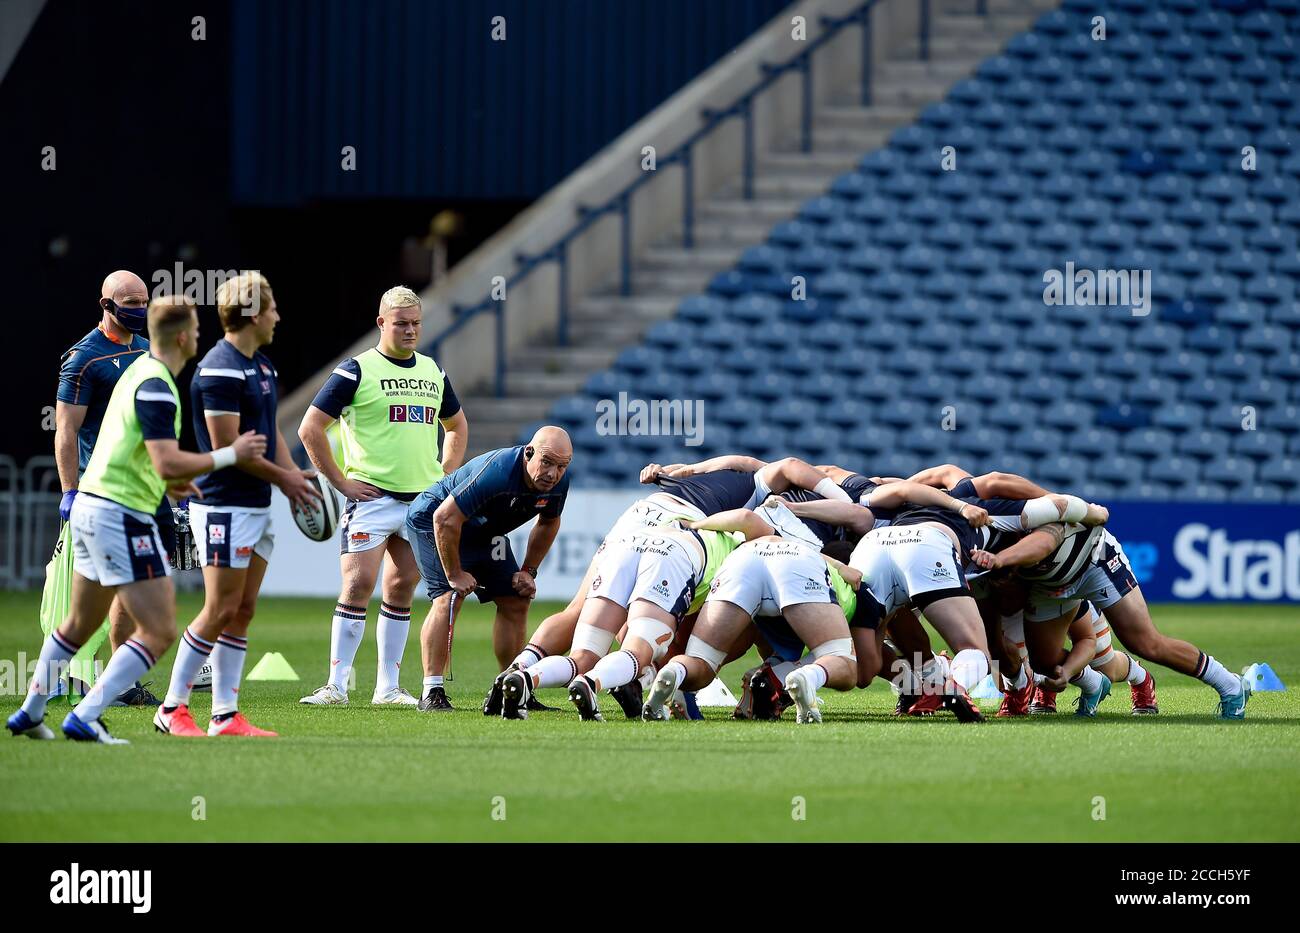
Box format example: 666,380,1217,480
155,273,319,737
9,296,266,742
299,286,468,707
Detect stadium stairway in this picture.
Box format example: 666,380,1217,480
462,0,1064,454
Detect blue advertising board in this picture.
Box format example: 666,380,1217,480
1105,502,1300,603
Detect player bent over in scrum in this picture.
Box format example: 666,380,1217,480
483,490,706,717
9,298,265,742
974,523,1249,718
503,522,735,721
848,504,995,721
645,533,881,724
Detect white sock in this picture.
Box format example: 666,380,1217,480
1033,671,1046,686
920,654,950,691
423,675,443,691
1071,664,1105,695
662,660,688,689
1196,653,1241,697
529,656,579,689
375,603,411,694
950,649,989,692
20,629,81,721
637,662,656,690
328,602,367,691
814,477,851,502
588,649,639,692
211,634,247,717
1001,612,1028,664
1124,656,1148,685
1011,665,1029,691
512,643,546,670
165,626,214,708
73,638,154,723
804,662,828,690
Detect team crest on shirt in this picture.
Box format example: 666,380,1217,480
208,525,226,544
236,546,253,559
1107,556,1122,573
131,535,154,556
535,498,549,509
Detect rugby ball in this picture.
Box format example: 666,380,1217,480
193,660,213,692
293,474,340,542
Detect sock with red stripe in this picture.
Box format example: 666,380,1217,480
375,603,411,694
1124,655,1148,685
587,649,639,693
511,643,546,670
20,629,82,721
164,626,215,708
1195,652,1241,698
528,655,579,689
328,603,367,691
211,634,247,716
73,638,154,724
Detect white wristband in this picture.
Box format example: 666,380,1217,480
211,446,237,470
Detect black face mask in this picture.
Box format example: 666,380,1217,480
106,299,147,334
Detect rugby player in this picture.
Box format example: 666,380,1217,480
155,274,317,737
643,516,883,724
8,297,265,742
505,518,737,722
971,520,1251,719
51,270,175,706
299,287,467,707
406,428,571,711
483,455,846,717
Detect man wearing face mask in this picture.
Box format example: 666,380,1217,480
48,270,174,707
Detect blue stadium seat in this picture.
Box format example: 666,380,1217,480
1148,455,1197,487
1260,457,1300,488
1202,456,1258,488
1097,402,1152,430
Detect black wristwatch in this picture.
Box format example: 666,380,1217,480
522,564,539,578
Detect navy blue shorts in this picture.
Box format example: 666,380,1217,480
754,616,805,663
407,518,520,603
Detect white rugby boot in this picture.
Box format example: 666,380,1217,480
372,686,418,706
299,683,349,706
784,667,823,724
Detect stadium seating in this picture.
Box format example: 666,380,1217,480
530,0,1300,500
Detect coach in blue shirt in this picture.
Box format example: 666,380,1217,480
406,426,572,711
52,270,168,706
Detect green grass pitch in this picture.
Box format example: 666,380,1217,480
1,590,1297,842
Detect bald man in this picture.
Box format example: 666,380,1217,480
405,428,572,711
49,270,170,706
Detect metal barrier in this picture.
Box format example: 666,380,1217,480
19,457,60,589
427,0,989,397
0,455,18,588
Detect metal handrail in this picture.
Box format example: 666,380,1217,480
428,0,986,398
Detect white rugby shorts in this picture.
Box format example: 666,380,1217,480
848,524,968,617
706,538,834,618
339,494,411,554
70,494,170,587
587,531,702,621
